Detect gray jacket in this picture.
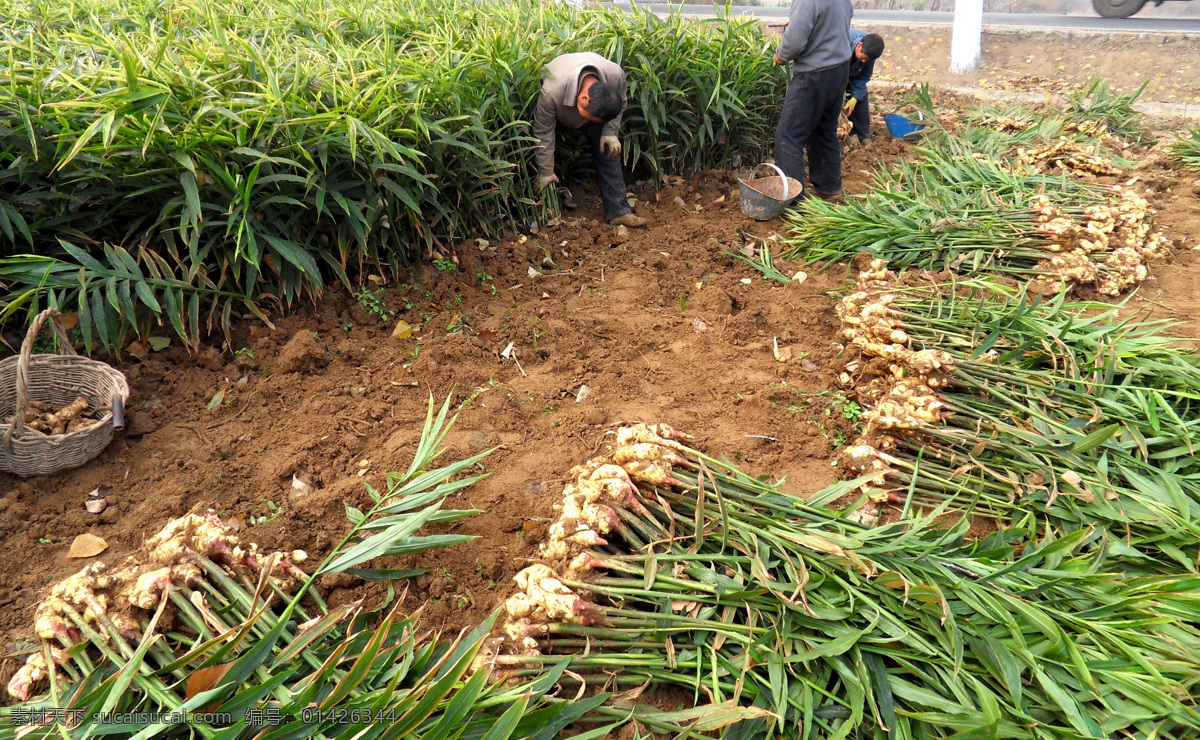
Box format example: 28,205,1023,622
775,0,853,74
532,52,628,177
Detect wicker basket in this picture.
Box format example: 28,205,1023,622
0,308,130,477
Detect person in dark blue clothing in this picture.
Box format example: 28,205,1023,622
843,30,885,143
772,0,853,199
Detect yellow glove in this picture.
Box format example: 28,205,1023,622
842,98,857,117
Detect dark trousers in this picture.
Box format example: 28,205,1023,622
774,61,849,195
846,90,871,140
582,122,631,220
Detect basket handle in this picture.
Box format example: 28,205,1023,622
753,163,790,201
5,308,77,450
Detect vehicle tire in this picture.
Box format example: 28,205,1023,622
1092,0,1146,17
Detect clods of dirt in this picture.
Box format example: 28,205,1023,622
0,172,866,694
271,330,330,375
4,113,1198,704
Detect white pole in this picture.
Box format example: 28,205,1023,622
950,0,984,74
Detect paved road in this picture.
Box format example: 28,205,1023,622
607,4,1200,34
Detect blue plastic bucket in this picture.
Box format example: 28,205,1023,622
884,113,927,140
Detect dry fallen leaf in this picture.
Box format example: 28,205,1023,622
290,475,315,504
1062,470,1083,487
186,663,233,712
68,533,108,558
56,313,79,331
800,358,818,373
391,320,413,339
692,317,709,333
527,266,540,279
126,340,149,360
740,278,752,285
500,342,516,359
792,271,808,285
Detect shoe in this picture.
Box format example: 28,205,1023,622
609,213,648,228
812,190,844,204
560,187,577,210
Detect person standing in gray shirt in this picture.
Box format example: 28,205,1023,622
532,52,648,228
772,0,853,199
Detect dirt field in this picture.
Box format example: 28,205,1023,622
3,89,1200,697
0,164,872,661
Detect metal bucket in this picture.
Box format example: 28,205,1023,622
739,164,803,221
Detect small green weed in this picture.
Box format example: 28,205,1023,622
841,400,862,422
396,285,416,311
355,287,396,322
459,379,499,410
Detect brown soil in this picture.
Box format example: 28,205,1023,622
0,171,871,694
1131,170,1200,338
3,88,1199,701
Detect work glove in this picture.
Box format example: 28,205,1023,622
539,173,559,189
842,98,857,118
600,135,621,159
